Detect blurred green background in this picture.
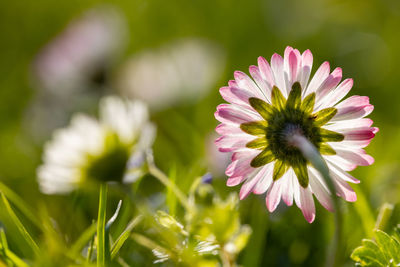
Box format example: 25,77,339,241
0,0,400,266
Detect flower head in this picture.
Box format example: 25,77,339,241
37,96,155,194
117,39,225,110
33,6,127,94
215,46,378,222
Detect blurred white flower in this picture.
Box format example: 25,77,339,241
28,6,127,141
33,6,127,95
117,39,225,109
37,96,155,194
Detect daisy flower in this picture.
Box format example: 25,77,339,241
37,96,155,194
215,47,378,222
33,6,127,94
117,39,225,110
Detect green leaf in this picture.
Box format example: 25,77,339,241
250,149,274,167
240,121,267,136
246,138,268,150
272,160,288,181
271,86,286,110
301,93,315,114
375,230,400,263
312,108,337,126
286,82,302,109
0,192,39,256
249,98,273,120
111,215,143,259
97,183,109,266
351,228,400,266
292,163,309,188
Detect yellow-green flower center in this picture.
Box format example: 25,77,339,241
85,133,130,183
240,82,344,187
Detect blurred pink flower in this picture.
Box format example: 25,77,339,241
215,46,378,223
33,6,127,94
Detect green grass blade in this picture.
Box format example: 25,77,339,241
0,192,39,256
111,215,143,259
70,221,97,257
0,228,8,251
0,227,11,266
87,234,95,263
165,165,177,216
0,241,30,267
97,183,109,266
0,181,41,229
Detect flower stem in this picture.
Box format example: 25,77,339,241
287,134,342,267
97,183,108,266
148,164,191,211
374,203,394,231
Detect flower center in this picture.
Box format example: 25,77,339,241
266,109,322,167
86,133,130,183
240,82,344,187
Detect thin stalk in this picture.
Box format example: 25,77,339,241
374,203,394,231
148,164,191,211
287,134,342,267
97,183,108,266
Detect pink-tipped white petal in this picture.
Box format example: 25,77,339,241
253,162,274,194
266,178,284,212
270,53,286,97
219,87,251,109
281,169,294,206
299,186,316,223
332,96,374,121
234,71,267,100
334,148,374,166
341,127,378,141
239,169,263,200
325,118,373,131
308,168,334,212
315,67,342,109
333,176,357,202
227,175,247,186
257,56,274,89
324,155,357,171
299,49,313,91
305,61,330,96
249,65,272,103
284,47,300,87
326,161,360,184
215,134,254,152
321,78,353,108
215,123,244,136
215,104,261,125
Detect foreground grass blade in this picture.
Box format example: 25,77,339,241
70,221,97,257
0,239,30,267
0,192,40,256
97,183,108,266
111,215,143,259
0,181,41,229
87,234,95,263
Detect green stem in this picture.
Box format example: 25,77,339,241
374,203,394,231
148,164,191,211
97,183,108,267
287,134,342,267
